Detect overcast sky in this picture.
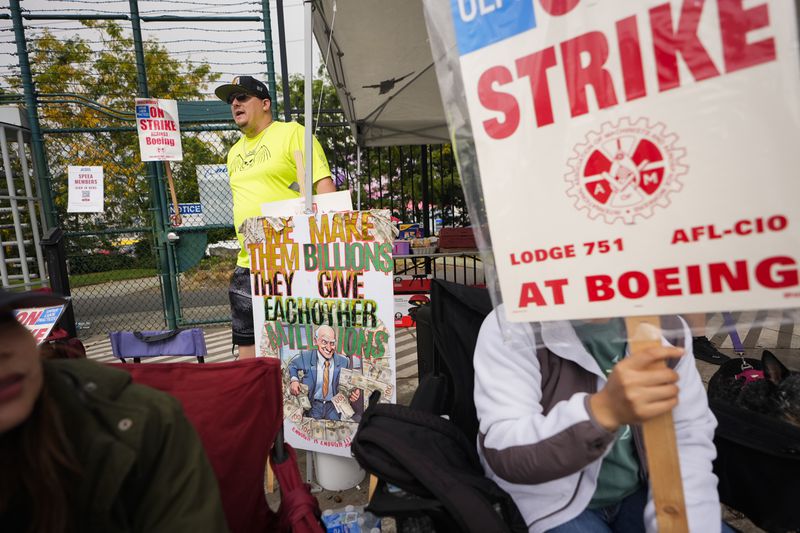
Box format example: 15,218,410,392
0,0,323,99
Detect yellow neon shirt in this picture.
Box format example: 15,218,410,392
226,121,331,268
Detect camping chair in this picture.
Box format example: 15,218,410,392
416,280,493,440
109,329,207,363
117,359,322,533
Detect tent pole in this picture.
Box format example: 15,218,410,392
276,0,292,122
303,0,313,212
356,144,362,210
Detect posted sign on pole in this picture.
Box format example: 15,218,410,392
446,0,800,322
67,165,104,213
135,98,183,161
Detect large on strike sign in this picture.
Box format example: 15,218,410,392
135,98,183,161
449,0,800,321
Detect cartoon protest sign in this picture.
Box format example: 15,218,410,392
243,208,397,456
428,0,800,322
135,98,183,161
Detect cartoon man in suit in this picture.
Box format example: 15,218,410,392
288,325,361,420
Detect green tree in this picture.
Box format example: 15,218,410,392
5,21,223,236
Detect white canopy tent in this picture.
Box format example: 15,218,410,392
311,0,449,147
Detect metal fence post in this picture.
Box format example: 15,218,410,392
261,0,278,120
129,0,178,329
9,0,57,230
276,0,293,122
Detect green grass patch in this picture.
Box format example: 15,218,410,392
181,255,236,289
70,268,158,288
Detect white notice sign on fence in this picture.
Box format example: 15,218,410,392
67,165,104,213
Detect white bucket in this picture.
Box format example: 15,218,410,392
314,452,365,491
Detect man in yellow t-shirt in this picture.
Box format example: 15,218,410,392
215,76,335,358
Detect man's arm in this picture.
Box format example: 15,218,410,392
313,177,336,194
295,126,335,195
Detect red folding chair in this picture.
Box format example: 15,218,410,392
116,359,322,533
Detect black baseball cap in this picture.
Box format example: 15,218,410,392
0,288,65,315
215,76,271,103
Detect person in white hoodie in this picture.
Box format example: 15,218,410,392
474,309,730,532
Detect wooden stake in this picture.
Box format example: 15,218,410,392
293,150,306,198
368,474,378,500
625,315,688,533
164,161,182,226
265,459,275,494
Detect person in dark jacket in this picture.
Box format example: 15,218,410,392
0,288,228,533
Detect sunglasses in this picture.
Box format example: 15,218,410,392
227,93,254,104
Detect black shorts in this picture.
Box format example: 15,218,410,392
228,266,254,346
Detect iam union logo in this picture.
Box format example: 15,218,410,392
565,117,687,225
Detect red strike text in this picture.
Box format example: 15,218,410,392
478,0,776,138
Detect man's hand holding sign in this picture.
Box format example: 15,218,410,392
425,0,800,531
135,98,184,226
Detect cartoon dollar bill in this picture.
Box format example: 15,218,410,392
312,419,325,441
331,393,355,420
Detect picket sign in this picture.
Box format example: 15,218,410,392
134,98,183,226
423,1,800,529
625,316,688,533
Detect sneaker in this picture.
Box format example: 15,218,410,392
692,336,730,365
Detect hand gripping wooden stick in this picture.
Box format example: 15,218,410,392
625,315,688,533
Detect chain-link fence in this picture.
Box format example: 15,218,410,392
44,126,165,335
41,121,241,336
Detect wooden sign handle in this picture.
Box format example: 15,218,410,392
625,315,688,533
164,161,182,226
293,150,306,198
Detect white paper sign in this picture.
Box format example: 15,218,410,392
135,98,183,161
450,0,800,321
168,202,205,227
260,190,354,218
67,166,103,213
